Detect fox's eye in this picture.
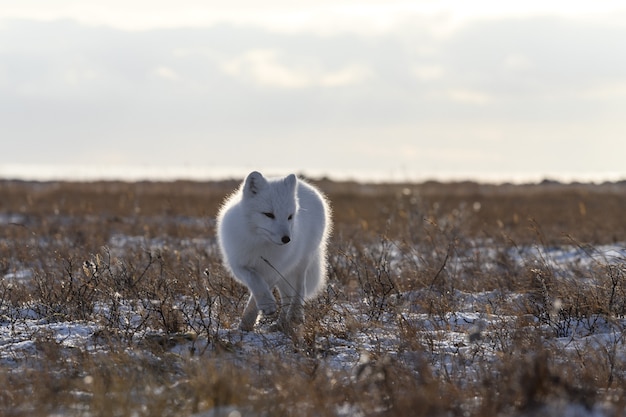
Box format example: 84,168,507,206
288,214,293,220
263,212,275,219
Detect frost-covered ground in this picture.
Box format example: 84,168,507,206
2,228,625,416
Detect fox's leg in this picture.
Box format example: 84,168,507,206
285,256,323,329
231,266,277,320
239,294,258,331
233,266,277,314
303,253,323,298
276,271,306,331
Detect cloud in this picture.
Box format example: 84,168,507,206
1,14,626,179
220,49,312,88
219,48,372,88
502,53,534,72
412,65,445,81
319,65,372,87
152,66,180,81
1,1,624,35
444,89,493,105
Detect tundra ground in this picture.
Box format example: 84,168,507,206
1,179,625,416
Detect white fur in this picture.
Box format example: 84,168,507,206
216,171,332,331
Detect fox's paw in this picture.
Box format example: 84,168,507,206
259,307,278,322
290,308,305,326
269,321,284,333
258,301,278,317
270,319,303,343
238,320,255,332
240,306,260,331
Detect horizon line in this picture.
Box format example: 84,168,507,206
0,163,624,185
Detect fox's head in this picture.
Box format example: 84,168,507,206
242,171,298,246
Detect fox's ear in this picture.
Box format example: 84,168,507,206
284,174,297,191
244,171,267,197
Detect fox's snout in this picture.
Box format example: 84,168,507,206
264,225,292,246
273,223,292,245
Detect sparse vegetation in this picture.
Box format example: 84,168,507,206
1,178,625,416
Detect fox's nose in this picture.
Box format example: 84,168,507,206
281,235,291,244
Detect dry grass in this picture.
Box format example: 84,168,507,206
1,178,626,416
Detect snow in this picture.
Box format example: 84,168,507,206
1,236,625,416
0,213,27,225
2,269,33,283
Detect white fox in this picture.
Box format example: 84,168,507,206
216,171,332,332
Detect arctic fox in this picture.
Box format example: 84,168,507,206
216,171,332,332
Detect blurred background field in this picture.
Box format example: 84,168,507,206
3,178,626,244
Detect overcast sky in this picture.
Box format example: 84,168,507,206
1,1,625,182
